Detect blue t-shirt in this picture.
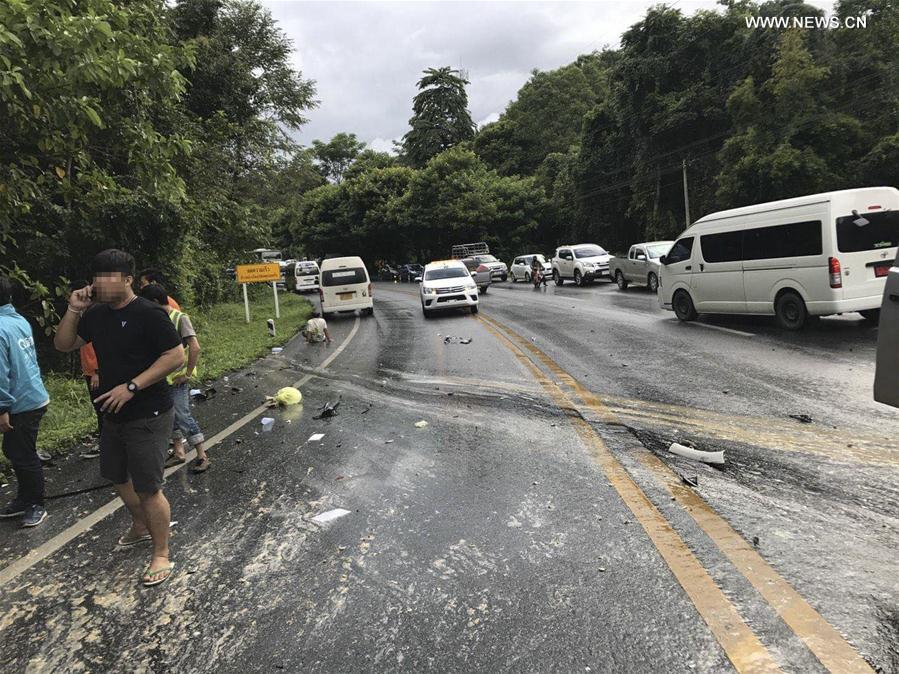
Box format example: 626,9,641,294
0,304,50,416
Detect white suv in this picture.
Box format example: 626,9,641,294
420,260,479,318
552,244,612,286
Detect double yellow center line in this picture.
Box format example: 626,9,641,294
477,312,873,674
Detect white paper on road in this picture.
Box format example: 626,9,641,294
308,433,325,442
311,508,351,525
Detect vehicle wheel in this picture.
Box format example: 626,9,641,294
574,270,583,287
615,270,629,291
501,273,507,281
511,272,518,283
859,308,880,323
775,291,807,330
672,290,698,322
553,270,563,286
470,305,479,315
422,304,431,319
524,272,531,283
363,307,374,316
647,272,659,293
481,286,488,294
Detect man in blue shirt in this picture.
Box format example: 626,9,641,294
0,275,50,527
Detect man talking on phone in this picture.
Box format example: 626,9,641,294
54,250,185,587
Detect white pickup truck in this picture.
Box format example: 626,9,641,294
608,241,673,293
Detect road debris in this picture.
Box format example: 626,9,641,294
230,386,243,393
311,508,351,525
443,336,473,344
271,347,283,354
313,399,341,420
668,442,725,465
190,386,217,401
265,386,302,407
308,433,325,442
789,414,813,424
37,450,52,462
681,474,699,488
260,417,275,432
414,420,429,428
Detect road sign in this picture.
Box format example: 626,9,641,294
236,263,281,283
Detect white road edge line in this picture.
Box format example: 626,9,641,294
0,316,362,589
688,321,755,338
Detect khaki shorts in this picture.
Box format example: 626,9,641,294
99,408,174,493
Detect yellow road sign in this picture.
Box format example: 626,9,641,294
236,263,281,283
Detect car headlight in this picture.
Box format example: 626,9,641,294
422,286,437,295
465,282,477,290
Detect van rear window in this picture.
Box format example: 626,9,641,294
322,268,367,286
836,211,899,253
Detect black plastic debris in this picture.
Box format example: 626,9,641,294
789,414,813,424
681,474,699,488
191,386,217,401
230,386,243,393
313,399,341,420
443,336,473,344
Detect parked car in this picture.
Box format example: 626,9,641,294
659,186,899,330
510,254,552,283
420,260,479,318
286,260,320,293
460,258,492,293
609,241,673,292
874,249,899,407
400,264,424,282
319,256,374,317
551,244,612,286
378,264,400,282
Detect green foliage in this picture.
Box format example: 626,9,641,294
401,67,476,168
311,133,367,184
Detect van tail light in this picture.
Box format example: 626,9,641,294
828,257,842,288
368,283,373,298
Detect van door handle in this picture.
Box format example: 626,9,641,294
699,263,705,272
685,265,692,271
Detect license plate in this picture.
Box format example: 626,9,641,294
339,292,354,300
874,264,890,278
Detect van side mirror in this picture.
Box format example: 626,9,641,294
660,255,668,265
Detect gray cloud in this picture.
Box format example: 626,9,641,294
262,0,834,150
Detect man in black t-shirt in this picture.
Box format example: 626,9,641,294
55,250,185,587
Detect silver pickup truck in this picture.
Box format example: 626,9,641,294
609,241,673,293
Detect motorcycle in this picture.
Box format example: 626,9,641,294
531,267,548,288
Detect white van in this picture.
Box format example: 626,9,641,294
659,187,899,329
319,256,374,317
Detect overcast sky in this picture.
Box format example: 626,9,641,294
261,1,834,152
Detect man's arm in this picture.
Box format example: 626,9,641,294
184,336,200,377
0,338,15,431
54,286,92,352
324,327,333,344
94,345,185,413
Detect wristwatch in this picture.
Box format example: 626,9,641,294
126,380,139,393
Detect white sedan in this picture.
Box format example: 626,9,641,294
420,260,480,318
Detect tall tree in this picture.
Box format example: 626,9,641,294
311,132,366,184
401,67,476,168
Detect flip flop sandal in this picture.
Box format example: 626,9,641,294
164,455,186,468
142,562,174,587
117,532,152,547
190,458,210,474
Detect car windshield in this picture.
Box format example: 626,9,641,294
574,245,607,258
425,267,469,280
476,255,498,262
646,243,672,259
297,263,317,273
410,264,423,271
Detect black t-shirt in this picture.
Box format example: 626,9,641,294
77,296,182,422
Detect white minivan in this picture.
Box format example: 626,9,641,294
659,187,899,329
319,256,374,317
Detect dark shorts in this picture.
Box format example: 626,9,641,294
99,408,174,493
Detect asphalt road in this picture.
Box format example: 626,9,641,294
1,280,896,673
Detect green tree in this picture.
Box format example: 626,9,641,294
311,132,367,184
401,67,476,168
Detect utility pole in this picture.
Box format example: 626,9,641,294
682,159,691,227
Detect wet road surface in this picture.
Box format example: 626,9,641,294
1,280,896,673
